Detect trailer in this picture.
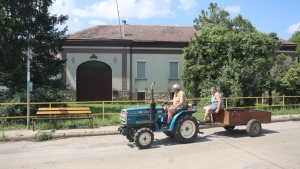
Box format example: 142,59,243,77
200,108,272,137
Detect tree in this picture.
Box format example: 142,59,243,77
280,66,300,94
0,0,68,94
289,28,300,57
182,3,282,106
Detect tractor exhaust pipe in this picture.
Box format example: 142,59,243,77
150,82,156,121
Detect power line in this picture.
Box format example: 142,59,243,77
115,0,122,38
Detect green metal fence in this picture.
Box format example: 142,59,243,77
0,96,299,121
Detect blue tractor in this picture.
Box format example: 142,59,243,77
118,82,199,149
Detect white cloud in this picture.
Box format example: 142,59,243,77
67,17,82,32
50,0,174,19
177,0,197,10
89,20,107,26
285,22,300,33
49,0,174,33
50,0,76,16
224,5,240,14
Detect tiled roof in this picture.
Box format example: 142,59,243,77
279,38,295,45
68,25,197,42
68,24,295,45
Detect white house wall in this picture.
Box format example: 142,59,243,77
132,53,184,93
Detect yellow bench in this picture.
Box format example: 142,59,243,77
32,107,93,131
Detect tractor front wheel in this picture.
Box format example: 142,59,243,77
174,115,198,143
126,128,135,142
134,128,154,149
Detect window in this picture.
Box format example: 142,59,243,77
137,60,146,79
137,92,145,100
170,60,179,79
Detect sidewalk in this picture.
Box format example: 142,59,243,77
2,114,300,141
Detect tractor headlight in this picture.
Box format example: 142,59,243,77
120,109,127,124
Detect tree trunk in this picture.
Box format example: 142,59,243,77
268,90,273,106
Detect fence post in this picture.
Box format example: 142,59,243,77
102,102,105,122
225,98,228,109
256,97,258,110
282,95,285,110
49,103,52,124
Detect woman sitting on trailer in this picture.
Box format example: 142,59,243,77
200,86,224,123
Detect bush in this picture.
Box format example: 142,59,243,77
0,87,66,123
33,130,55,141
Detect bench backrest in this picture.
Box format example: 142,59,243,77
37,107,91,115
38,107,90,111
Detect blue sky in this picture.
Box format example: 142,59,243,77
50,0,300,40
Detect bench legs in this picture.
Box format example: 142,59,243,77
32,119,35,131
31,117,94,131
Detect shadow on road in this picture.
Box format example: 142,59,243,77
126,133,212,149
211,128,279,138
126,129,279,149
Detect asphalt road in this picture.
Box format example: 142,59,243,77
0,121,300,169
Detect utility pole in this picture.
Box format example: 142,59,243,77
27,47,32,130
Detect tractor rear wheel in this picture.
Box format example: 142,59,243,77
126,128,135,142
134,128,154,149
174,115,198,143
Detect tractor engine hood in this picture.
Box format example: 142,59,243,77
123,107,163,114
120,107,164,125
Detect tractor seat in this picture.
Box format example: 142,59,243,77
162,107,187,122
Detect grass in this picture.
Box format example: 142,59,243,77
0,131,8,142
33,129,55,141
32,115,121,131
0,103,300,131
0,123,29,131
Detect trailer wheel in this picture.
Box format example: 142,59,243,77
126,128,135,142
246,119,261,137
134,128,154,149
163,131,175,138
174,115,198,143
224,126,235,131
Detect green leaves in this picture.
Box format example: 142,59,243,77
280,65,300,95
183,3,282,106
289,28,300,57
0,0,68,93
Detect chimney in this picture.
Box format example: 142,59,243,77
122,20,126,38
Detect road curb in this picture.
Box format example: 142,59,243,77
52,130,120,138
271,117,300,123
2,116,300,142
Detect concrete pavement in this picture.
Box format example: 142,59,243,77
2,114,300,141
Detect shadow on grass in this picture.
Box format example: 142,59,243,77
32,115,122,130
69,103,151,114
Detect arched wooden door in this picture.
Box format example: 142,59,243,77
77,61,112,101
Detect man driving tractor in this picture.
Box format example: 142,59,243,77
162,84,187,129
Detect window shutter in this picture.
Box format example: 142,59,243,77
170,61,178,79
137,61,146,79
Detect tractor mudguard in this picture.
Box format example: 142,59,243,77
169,110,197,131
